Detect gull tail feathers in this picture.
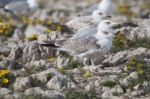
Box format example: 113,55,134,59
39,40,65,48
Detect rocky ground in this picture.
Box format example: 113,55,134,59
0,0,150,99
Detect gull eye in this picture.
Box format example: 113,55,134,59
104,31,109,35
106,22,111,24
99,13,103,15
107,16,111,18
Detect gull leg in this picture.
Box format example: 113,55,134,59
91,59,96,66
83,58,90,66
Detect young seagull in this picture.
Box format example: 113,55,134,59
40,20,119,66
99,0,117,16
0,0,39,15
66,9,111,32
80,0,117,16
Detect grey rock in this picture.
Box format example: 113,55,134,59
14,77,31,91
101,90,113,99
9,41,56,62
32,9,49,21
0,59,23,70
13,93,23,99
0,94,15,99
103,48,148,65
24,87,44,96
56,54,70,68
133,84,141,90
0,43,11,56
25,59,52,71
7,41,18,49
120,72,139,87
46,76,75,90
0,88,11,95
12,29,25,40
129,72,139,80
85,84,95,91
25,25,43,39
143,81,150,93
131,91,142,96
44,90,64,99
111,85,124,95
31,68,64,84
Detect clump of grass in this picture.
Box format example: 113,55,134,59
112,33,150,53
22,65,44,76
118,5,137,17
129,37,150,49
112,32,129,52
22,94,43,99
64,88,98,99
125,57,145,75
101,80,117,88
124,57,150,85
0,21,15,37
63,57,84,70
140,2,150,11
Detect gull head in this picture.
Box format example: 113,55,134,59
97,20,120,39
92,10,111,23
27,0,39,8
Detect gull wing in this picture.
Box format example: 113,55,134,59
4,0,29,14
66,16,94,31
58,35,101,54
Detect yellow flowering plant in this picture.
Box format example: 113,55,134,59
0,70,11,87
83,70,92,78
0,69,14,87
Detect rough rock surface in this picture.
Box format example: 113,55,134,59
8,41,56,62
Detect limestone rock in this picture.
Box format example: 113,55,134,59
14,77,31,91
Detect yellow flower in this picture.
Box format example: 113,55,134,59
2,78,9,84
0,70,5,76
83,71,92,78
27,34,38,41
138,70,144,75
46,20,52,25
56,26,62,32
45,29,53,33
3,70,10,74
58,68,65,74
48,57,56,62
0,29,4,33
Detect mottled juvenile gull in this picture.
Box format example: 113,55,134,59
0,0,39,15
40,20,119,65
66,9,111,32
99,0,117,16
80,0,117,16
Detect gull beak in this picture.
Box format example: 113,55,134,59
114,31,120,36
106,15,112,19
112,23,122,29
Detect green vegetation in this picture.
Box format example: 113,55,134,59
112,33,150,53
112,32,129,52
63,57,84,70
118,5,137,17
129,37,150,49
101,80,117,88
22,94,44,99
22,65,45,77
124,57,150,86
125,57,145,75
64,89,98,99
